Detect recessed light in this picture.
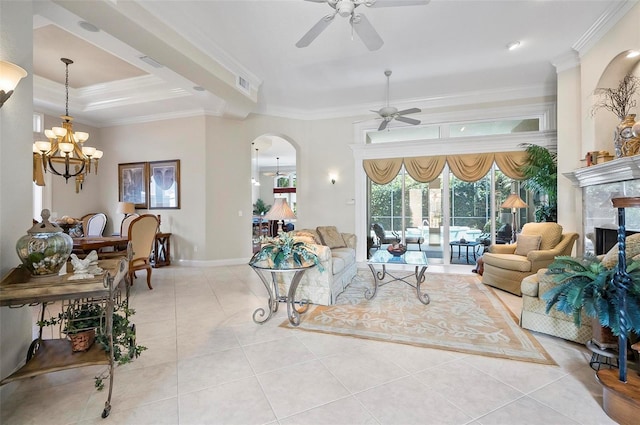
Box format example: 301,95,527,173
507,41,521,51
627,50,640,58
78,21,99,32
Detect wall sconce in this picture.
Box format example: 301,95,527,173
0,61,28,108
329,173,338,185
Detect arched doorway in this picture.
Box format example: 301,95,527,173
250,135,296,243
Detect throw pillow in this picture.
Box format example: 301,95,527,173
601,233,640,269
515,234,542,256
292,229,321,244
316,226,346,249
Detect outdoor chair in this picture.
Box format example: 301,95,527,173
371,223,399,248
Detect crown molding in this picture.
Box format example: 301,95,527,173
258,83,556,121
552,50,581,73
572,0,639,56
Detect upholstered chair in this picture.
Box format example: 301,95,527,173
126,214,159,290
120,213,140,237
481,222,578,295
520,268,592,343
85,213,107,236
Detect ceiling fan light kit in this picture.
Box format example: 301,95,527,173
297,0,429,51
373,70,421,131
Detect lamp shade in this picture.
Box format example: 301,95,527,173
117,202,135,215
263,198,296,221
501,193,527,209
0,61,27,93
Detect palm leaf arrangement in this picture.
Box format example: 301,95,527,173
542,255,640,336
250,232,323,271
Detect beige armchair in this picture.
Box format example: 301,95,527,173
481,222,578,295
520,268,592,343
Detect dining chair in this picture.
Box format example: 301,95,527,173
85,213,107,237
126,214,159,290
120,213,140,238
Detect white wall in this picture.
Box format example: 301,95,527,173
0,0,34,400
98,116,207,262
556,2,640,253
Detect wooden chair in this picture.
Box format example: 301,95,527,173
126,214,159,290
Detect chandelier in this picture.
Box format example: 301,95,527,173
33,58,102,193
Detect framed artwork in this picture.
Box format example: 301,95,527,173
149,159,181,209
118,162,148,209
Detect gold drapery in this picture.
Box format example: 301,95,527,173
363,158,404,185
33,154,45,187
404,156,447,183
446,153,494,182
494,151,528,180
362,151,528,183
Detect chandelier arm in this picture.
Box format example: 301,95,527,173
47,154,86,181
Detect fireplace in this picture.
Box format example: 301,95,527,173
564,156,640,255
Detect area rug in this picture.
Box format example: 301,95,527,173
281,272,555,365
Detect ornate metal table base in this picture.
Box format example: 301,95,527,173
365,264,430,305
250,266,313,326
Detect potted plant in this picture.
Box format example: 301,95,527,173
39,302,104,352
541,255,640,338
38,299,146,390
519,143,557,222
249,232,323,271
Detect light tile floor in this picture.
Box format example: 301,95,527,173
0,264,618,425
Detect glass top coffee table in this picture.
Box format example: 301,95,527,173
366,250,429,305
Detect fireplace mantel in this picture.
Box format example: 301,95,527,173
563,156,640,188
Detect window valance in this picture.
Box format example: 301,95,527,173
363,151,528,184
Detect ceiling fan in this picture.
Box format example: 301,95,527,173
263,157,285,177
373,70,421,131
296,0,430,51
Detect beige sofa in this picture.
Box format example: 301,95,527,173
279,226,357,305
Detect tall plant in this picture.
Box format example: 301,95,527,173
519,143,557,222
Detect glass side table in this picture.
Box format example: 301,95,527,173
249,263,315,326
367,250,430,305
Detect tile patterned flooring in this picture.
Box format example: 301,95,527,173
0,264,617,424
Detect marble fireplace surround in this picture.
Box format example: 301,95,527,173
564,156,640,255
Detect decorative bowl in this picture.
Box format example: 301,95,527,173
387,244,407,257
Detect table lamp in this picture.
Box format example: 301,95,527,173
117,202,135,218
501,193,527,243
263,198,296,236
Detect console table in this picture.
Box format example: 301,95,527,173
151,232,172,267
0,258,128,418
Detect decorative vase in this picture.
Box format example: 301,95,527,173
615,114,640,158
16,209,73,277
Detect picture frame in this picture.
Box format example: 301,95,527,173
118,162,148,209
149,159,181,209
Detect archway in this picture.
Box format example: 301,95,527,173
250,135,297,241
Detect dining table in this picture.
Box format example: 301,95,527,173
72,236,129,254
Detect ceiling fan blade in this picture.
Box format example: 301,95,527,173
378,120,389,131
395,116,421,125
296,14,336,48
366,0,430,7
396,108,421,115
351,14,383,51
